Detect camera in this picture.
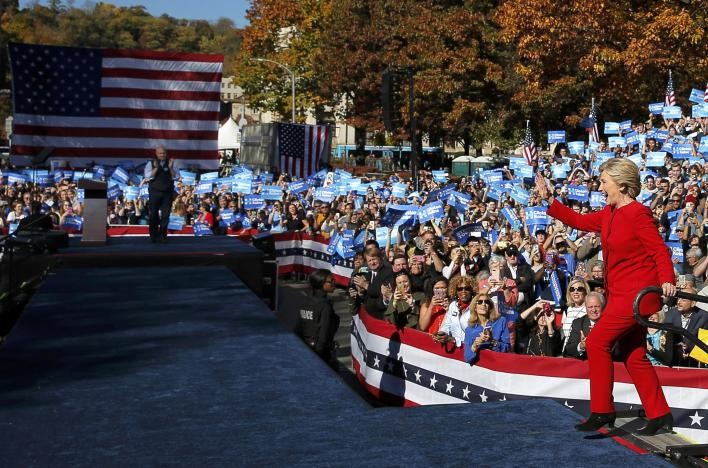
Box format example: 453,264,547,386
542,302,552,316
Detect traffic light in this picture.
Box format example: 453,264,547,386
382,70,403,132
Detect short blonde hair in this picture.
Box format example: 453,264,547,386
599,158,641,199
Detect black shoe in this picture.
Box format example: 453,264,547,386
636,412,673,436
575,412,616,432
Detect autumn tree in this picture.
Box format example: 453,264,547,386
235,0,333,123
495,0,707,139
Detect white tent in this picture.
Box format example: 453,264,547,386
218,118,241,150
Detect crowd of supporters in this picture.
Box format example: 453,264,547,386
1,113,707,366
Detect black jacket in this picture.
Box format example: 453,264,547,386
564,315,593,359
363,264,394,319
298,290,339,355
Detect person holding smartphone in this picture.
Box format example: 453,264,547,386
463,292,511,363
144,145,177,243
419,278,449,334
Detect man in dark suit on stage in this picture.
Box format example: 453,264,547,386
665,286,708,366
564,292,605,359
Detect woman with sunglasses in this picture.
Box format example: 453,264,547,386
561,279,590,349
463,293,511,363
433,276,476,347
536,159,676,435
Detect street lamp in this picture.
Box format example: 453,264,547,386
251,58,296,123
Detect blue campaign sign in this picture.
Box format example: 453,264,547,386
219,209,235,226
326,232,340,255
449,191,471,213
287,180,310,194
107,184,122,200
139,185,149,199
53,171,64,183
699,137,708,154
380,204,418,228
480,170,503,183
627,153,643,167
500,207,521,229
243,195,266,210
62,215,83,230
662,106,682,119
93,166,105,180
431,170,448,183
179,171,197,186
693,105,708,118
567,184,589,203
524,207,548,226
648,102,664,115
196,182,213,195
588,141,600,152
513,165,533,178
589,191,606,208
200,171,219,181
232,179,252,194
689,88,705,104
417,201,444,223
645,152,666,167
313,188,335,203
547,130,566,143
604,122,620,135
35,174,52,187
486,189,502,201
111,166,129,184
624,131,640,146
427,183,456,202
258,172,274,184
261,185,284,201
510,187,529,205
167,214,185,231
453,223,484,244
637,190,654,206
124,186,139,201
608,136,627,148
666,242,684,263
194,223,213,237
567,141,585,155
672,144,693,158
375,226,399,246
391,182,407,198
655,130,669,143
551,164,567,179
619,120,633,131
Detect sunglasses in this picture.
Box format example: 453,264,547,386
476,299,493,306
569,287,586,293
457,287,473,292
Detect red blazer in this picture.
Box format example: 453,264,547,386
547,200,674,315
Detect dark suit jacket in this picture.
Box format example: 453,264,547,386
504,263,535,307
665,307,708,354
564,315,593,359
363,264,394,320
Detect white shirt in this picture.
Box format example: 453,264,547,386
562,305,586,346
439,300,471,347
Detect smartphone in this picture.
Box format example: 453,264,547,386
490,268,500,282
413,255,426,264
576,262,586,276
434,289,446,299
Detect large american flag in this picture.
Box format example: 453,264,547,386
587,100,599,143
522,123,537,167
9,43,223,168
278,123,330,178
665,71,676,107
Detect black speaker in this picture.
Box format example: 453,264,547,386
382,70,403,132
252,231,275,261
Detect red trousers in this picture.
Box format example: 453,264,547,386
586,301,670,419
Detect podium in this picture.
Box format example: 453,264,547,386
78,179,107,246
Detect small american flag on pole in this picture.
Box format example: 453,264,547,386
9,42,223,168
522,121,537,167
587,98,599,144
665,70,676,107
278,123,330,178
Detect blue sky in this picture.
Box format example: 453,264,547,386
19,0,251,27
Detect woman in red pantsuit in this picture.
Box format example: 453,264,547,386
536,159,676,436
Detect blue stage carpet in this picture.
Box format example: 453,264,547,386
0,266,668,467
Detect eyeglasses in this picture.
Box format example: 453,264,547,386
569,287,586,293
476,299,493,306
457,287,472,292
